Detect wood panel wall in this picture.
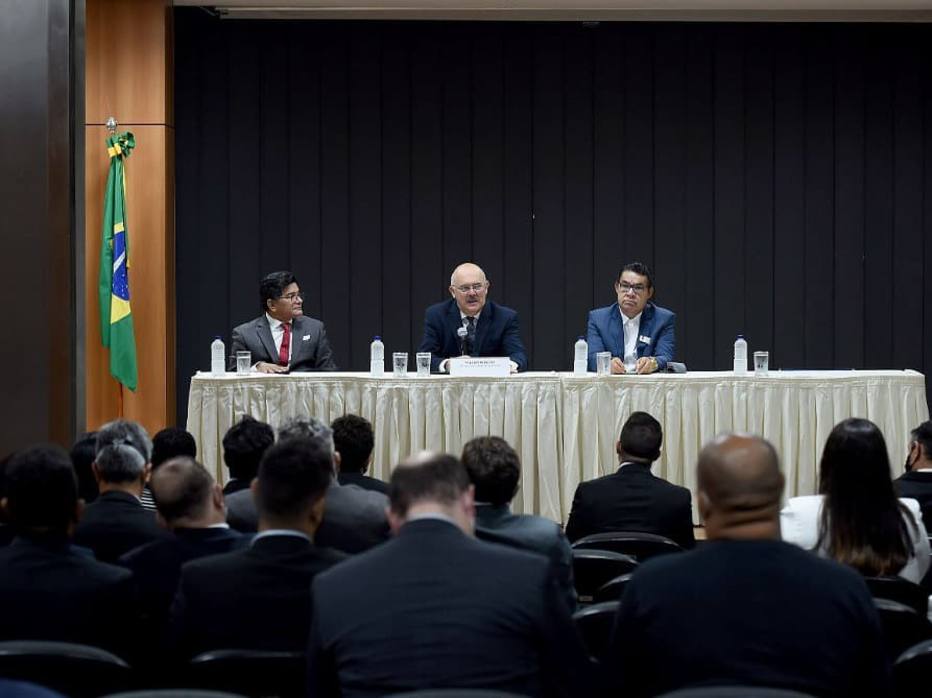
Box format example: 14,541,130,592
85,0,175,435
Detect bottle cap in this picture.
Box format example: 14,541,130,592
578,336,585,340
736,334,745,339
373,335,381,341
214,335,222,340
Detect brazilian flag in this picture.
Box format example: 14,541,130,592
98,132,138,391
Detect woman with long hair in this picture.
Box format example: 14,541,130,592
781,417,930,582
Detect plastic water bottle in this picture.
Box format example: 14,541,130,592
370,336,385,376
733,335,748,376
211,336,226,376
574,336,588,375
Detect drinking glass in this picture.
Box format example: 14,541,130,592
754,351,769,376
623,353,638,374
596,351,612,376
416,352,431,377
393,352,408,377
236,351,251,374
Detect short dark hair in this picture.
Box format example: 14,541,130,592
5,445,78,533
618,261,654,289
332,415,374,474
278,417,334,457
389,453,470,517
911,421,932,459
618,412,663,463
259,270,298,313
151,457,214,524
461,436,520,506
70,431,99,503
223,416,274,481
256,438,333,520
151,427,197,469
95,419,151,483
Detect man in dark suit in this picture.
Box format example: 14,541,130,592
462,435,575,610
608,434,889,697
417,262,527,373
896,420,932,531
333,414,387,494
565,411,694,548
0,445,135,658
73,420,170,562
230,270,337,373
170,438,345,657
586,261,675,373
221,415,274,495
308,452,590,698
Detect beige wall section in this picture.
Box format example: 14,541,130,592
85,0,174,436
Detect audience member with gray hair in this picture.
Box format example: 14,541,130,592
74,419,169,562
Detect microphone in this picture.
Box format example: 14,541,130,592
457,325,468,356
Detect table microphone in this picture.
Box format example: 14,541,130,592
457,325,469,356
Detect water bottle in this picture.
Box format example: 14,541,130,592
211,336,226,376
573,336,588,375
733,335,748,376
370,336,385,376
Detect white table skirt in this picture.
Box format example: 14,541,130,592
187,370,929,524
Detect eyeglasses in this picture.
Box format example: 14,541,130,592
453,283,487,294
617,283,648,295
280,292,304,302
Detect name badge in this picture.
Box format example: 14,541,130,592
302,334,311,341
639,335,652,345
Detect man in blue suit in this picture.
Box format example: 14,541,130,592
586,262,675,373
417,262,528,372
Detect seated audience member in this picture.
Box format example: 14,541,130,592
308,452,591,698
170,438,345,656
119,457,245,632
332,414,387,494
782,417,930,584
609,434,888,697
69,431,99,504
74,420,170,562
226,418,389,553
895,420,932,532
462,435,575,610
0,453,13,546
0,445,135,656
565,412,694,548
141,427,197,511
221,415,273,495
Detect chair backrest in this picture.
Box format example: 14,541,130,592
102,692,246,698
656,687,817,697
864,575,928,615
188,649,305,698
572,549,638,603
593,572,633,603
894,638,932,695
572,531,683,561
387,691,529,697
572,600,619,663
0,640,133,698
873,598,932,662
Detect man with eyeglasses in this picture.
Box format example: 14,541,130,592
586,262,675,373
417,262,527,373
230,270,337,373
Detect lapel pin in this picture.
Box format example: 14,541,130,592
302,334,311,341
639,335,651,344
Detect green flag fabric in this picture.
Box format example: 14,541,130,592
98,131,138,391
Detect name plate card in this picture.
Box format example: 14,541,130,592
449,357,511,377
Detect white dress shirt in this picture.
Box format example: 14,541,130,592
620,309,642,361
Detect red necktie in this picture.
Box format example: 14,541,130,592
279,323,291,366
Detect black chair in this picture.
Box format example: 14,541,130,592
572,600,619,663
387,691,528,697
572,531,683,561
894,638,932,696
103,693,246,698
873,598,932,662
188,649,305,698
656,687,817,697
864,575,928,615
572,549,637,603
593,572,633,603
0,641,133,698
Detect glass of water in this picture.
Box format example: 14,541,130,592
393,352,408,377
624,353,638,374
416,352,431,377
754,351,769,376
596,351,612,376
236,351,251,374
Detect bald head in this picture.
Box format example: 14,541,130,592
449,263,490,316
150,456,224,528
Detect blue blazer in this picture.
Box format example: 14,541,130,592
417,299,528,372
586,302,676,371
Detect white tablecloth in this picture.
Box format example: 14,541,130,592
187,370,929,523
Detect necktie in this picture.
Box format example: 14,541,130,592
279,323,291,366
466,316,476,355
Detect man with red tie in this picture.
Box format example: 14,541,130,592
230,271,337,373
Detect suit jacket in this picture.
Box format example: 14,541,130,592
308,518,591,698
609,539,889,697
225,480,390,554
230,314,337,372
895,470,932,532
170,533,346,657
586,301,675,371
565,462,695,549
338,471,389,495
0,536,135,658
73,490,171,563
475,503,576,611
417,299,528,372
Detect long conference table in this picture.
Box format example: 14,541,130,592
187,369,929,524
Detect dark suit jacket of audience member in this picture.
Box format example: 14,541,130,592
895,470,932,531
338,471,388,495
0,536,135,658
73,490,171,563
308,518,591,698
170,532,346,657
610,539,889,697
225,480,389,553
221,478,251,496
565,462,695,548
475,503,576,611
